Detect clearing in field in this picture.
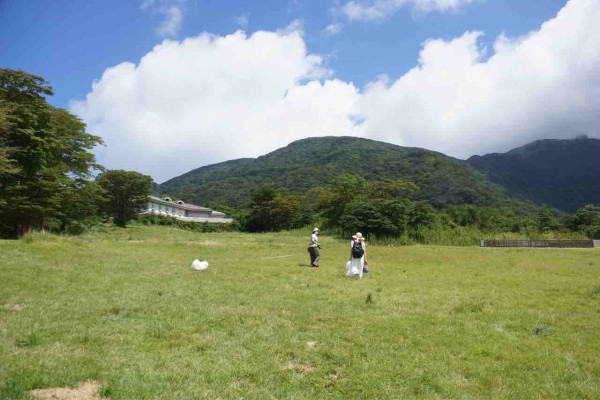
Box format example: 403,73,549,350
0,225,598,399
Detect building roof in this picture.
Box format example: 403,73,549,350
148,196,213,212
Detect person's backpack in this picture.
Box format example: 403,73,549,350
352,241,364,258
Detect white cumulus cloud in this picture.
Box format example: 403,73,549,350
338,0,478,21
71,30,359,182
141,0,186,37
323,23,343,35
355,0,600,157
73,0,600,183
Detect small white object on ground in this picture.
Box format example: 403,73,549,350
191,259,209,270
346,260,362,278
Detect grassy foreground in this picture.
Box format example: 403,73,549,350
0,225,598,399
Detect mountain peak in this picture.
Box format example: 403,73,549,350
159,136,532,212
468,137,600,212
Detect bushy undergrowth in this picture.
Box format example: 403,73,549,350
348,224,589,246
20,230,60,243
22,217,590,247
137,213,238,232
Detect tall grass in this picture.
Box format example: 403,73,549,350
20,230,60,244
369,224,589,246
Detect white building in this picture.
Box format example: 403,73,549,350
140,196,233,223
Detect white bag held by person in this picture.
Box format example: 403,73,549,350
345,260,360,277
191,259,209,271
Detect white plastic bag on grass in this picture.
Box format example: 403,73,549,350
191,259,209,271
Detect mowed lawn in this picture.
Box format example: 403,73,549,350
0,225,598,399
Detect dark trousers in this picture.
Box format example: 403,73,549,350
308,246,320,266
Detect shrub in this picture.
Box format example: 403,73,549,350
66,221,88,235
136,214,236,233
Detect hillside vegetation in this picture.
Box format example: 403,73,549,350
1,225,598,399
159,137,534,212
468,137,600,212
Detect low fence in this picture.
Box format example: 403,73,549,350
480,240,596,248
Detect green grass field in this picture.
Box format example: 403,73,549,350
1,225,598,399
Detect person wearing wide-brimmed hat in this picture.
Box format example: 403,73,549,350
346,232,366,278
307,227,321,267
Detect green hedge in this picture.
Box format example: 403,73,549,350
136,214,238,232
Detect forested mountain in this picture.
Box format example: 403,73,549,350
159,136,533,212
468,137,600,212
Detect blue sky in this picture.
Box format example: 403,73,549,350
1,0,597,183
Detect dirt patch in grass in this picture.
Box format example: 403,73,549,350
29,381,103,400
286,356,315,374
2,303,25,312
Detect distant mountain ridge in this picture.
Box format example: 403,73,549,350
159,136,533,212
468,137,600,212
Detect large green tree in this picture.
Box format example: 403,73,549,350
569,204,600,239
536,205,555,233
339,200,396,237
0,69,104,236
444,205,520,232
0,105,19,186
244,187,301,232
319,175,419,236
317,174,366,225
97,170,152,227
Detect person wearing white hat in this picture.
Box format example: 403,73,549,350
307,227,321,267
346,232,366,278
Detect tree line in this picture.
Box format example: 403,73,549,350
234,175,600,242
0,69,152,237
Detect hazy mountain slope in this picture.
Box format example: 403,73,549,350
468,137,600,212
159,136,533,211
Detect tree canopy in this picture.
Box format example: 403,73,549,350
97,170,153,227
0,69,104,237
